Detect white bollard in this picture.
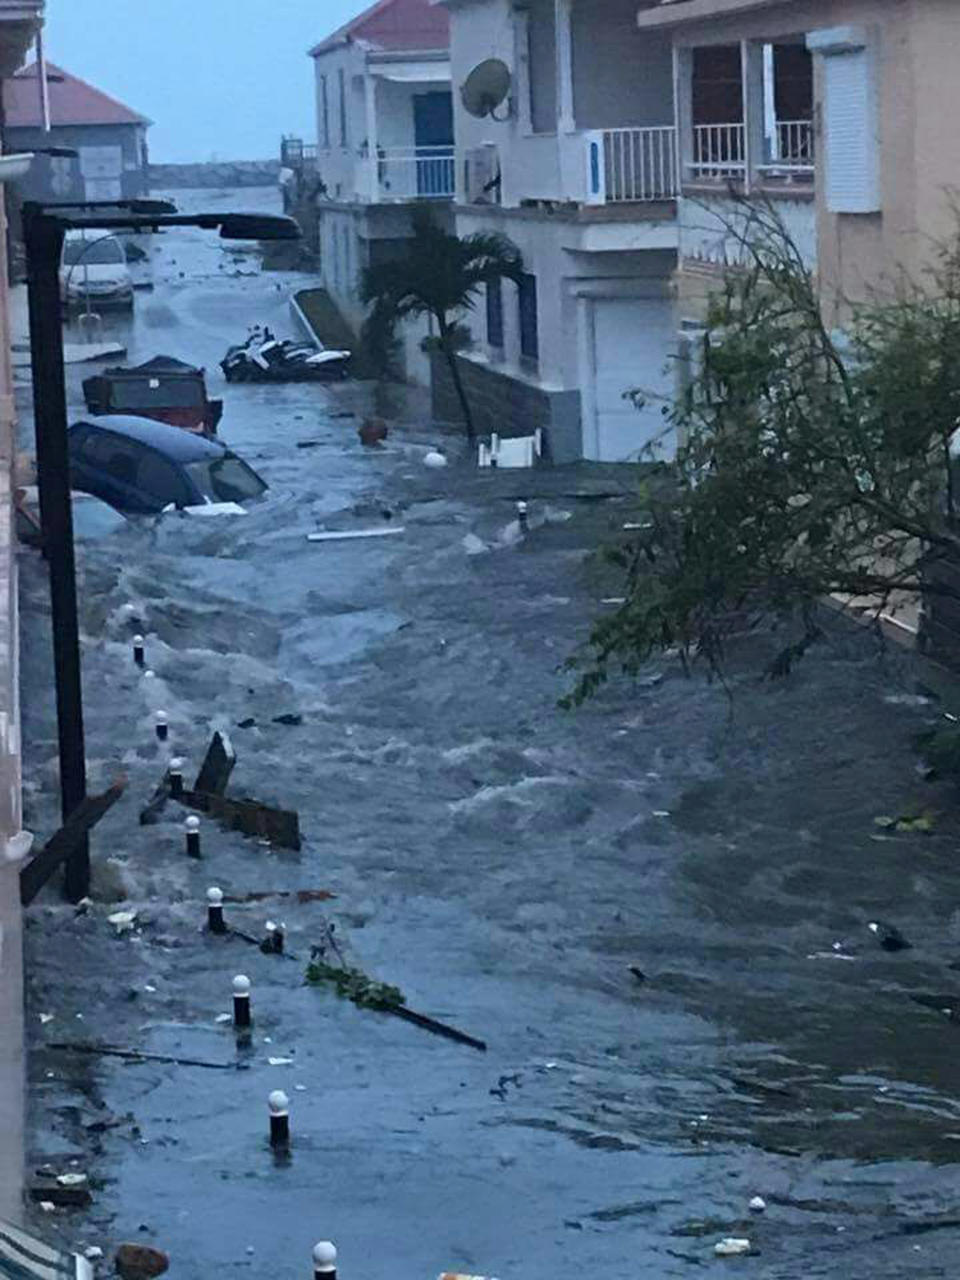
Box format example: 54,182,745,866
206,886,226,934
155,710,169,742
185,815,201,858
268,1089,290,1147
233,974,251,1028
312,1241,337,1279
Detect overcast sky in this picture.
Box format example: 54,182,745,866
44,1,370,163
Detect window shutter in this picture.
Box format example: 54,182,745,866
822,47,879,213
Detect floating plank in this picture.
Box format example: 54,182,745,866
388,1004,487,1053
182,789,301,851
194,731,236,797
307,527,405,543
20,779,127,907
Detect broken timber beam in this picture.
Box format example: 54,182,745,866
194,730,236,796
20,778,126,907
181,789,301,851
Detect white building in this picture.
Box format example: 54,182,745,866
434,0,681,462
310,0,455,384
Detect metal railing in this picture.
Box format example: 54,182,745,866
602,126,678,202
376,146,455,200
689,123,746,180
774,119,813,167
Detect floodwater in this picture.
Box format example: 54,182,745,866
16,189,960,1279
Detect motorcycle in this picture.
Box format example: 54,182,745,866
220,326,352,383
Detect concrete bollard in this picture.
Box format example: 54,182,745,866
168,757,184,799
312,1242,337,1280
206,886,226,934
133,635,145,668
233,974,252,1028
268,1089,290,1147
185,815,201,858
155,710,169,742
516,500,529,535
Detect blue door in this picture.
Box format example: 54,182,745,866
413,92,454,196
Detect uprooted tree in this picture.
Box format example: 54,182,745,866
565,199,960,704
361,206,524,440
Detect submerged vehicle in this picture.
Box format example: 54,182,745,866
221,326,351,383
60,230,134,310
68,415,267,515
82,355,224,436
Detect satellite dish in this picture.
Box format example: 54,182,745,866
460,59,512,120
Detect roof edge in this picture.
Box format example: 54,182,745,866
636,0,790,31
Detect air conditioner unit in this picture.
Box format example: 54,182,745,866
464,144,501,205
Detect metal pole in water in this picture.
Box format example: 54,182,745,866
185,815,201,858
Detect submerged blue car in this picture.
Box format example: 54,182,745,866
68,414,267,515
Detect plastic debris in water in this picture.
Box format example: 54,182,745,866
267,1057,294,1066
424,448,448,469
56,1173,87,1187
749,1196,766,1213
39,1013,54,1025
715,1238,751,1257
107,910,138,933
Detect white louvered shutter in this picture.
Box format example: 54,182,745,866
823,47,880,213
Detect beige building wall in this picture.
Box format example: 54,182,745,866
662,0,960,321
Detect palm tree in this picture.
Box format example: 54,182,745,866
361,208,524,441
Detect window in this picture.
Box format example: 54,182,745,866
338,68,348,148
486,278,504,350
342,226,351,294
526,0,557,134
808,28,879,213
518,273,539,362
62,235,125,266
136,452,191,507
185,454,267,504
320,75,330,150
100,437,144,486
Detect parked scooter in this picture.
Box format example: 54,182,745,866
220,325,351,383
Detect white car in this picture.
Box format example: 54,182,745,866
59,231,134,310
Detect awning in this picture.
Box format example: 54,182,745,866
371,64,451,83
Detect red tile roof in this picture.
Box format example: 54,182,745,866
310,0,449,57
3,61,150,129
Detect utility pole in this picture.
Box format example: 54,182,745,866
22,204,88,900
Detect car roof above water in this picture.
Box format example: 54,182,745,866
70,413,227,461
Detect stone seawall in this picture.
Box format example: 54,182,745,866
149,161,281,189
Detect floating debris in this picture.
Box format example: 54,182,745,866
714,1238,752,1257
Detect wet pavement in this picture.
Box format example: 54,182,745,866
15,189,960,1278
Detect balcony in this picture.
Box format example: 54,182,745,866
374,146,455,201
686,119,813,187
589,126,679,203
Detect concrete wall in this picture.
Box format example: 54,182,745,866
0,116,25,1230
314,44,368,201
430,348,583,461
6,122,148,202
572,0,674,130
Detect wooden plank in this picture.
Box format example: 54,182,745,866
182,789,301,851
193,731,236,797
20,778,126,907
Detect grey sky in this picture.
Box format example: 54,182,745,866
45,1,371,163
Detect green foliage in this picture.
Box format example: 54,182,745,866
361,206,523,437
304,958,406,1011
566,199,960,702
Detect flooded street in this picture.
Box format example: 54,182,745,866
16,189,960,1278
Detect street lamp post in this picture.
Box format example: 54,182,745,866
22,199,300,900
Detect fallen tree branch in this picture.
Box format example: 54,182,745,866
46,1042,238,1070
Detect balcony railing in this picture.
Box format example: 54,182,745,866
757,119,815,184
602,127,678,202
585,126,678,204
690,123,746,181
376,146,455,200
